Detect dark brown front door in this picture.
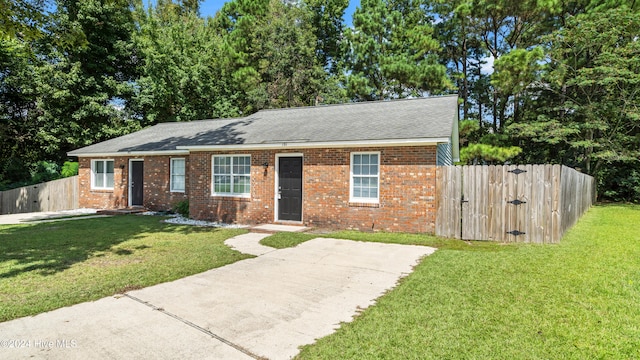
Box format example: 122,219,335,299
278,157,302,221
131,161,144,206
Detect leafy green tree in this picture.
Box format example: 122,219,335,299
430,0,482,121
0,40,36,143
510,8,640,198
35,0,140,160
255,0,327,108
0,37,48,188
212,0,270,113
155,0,201,17
460,143,522,164
0,0,48,39
304,0,348,73
346,0,451,100
61,161,79,177
214,0,342,110
0,0,50,187
490,46,544,125
133,0,238,123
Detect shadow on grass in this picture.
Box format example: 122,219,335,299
0,215,233,279
325,231,519,252
261,230,518,252
593,202,640,209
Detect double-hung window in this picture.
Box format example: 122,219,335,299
350,152,379,203
212,155,251,197
170,158,185,192
92,159,114,190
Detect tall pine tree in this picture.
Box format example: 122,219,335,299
346,0,450,100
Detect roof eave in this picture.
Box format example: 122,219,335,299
67,150,190,158
177,138,452,152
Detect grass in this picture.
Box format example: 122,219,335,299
0,215,249,322
293,204,640,359
260,231,318,248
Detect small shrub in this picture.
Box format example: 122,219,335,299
172,200,189,217
61,161,79,177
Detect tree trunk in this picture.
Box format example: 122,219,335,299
492,90,498,131
585,129,593,174
476,65,483,127
462,36,468,121
513,93,519,124
498,96,507,131
492,20,499,132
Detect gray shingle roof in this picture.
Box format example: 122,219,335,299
68,95,458,156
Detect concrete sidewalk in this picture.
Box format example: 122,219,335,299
0,238,436,359
225,232,274,256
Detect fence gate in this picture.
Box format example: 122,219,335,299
436,165,579,243
459,164,560,243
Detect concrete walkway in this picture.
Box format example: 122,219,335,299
0,238,437,360
225,233,274,256
251,224,308,233
225,224,309,256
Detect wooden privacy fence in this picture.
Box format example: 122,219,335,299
436,165,595,243
0,176,79,215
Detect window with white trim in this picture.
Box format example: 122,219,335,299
212,155,251,196
91,159,114,189
350,152,379,203
170,158,185,192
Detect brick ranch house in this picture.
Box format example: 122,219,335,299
68,95,459,232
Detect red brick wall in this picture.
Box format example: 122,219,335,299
188,146,437,233
79,146,436,232
77,156,188,211
188,151,273,224
143,156,189,210
78,157,127,209
303,147,437,233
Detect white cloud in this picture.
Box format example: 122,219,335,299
480,55,494,75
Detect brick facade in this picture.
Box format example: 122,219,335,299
78,145,437,233
78,156,188,211
188,146,437,233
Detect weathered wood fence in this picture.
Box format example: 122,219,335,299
436,165,595,243
0,176,79,215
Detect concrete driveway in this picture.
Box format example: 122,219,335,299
0,238,435,359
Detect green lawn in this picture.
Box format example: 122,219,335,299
2,206,638,358
292,204,640,359
0,215,249,322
